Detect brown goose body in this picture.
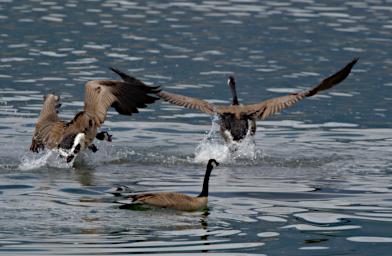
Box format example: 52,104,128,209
126,159,219,211
131,192,208,211
158,58,358,143
30,68,160,160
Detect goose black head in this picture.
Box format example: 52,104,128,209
207,159,219,169
96,131,112,142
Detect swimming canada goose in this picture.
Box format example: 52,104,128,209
30,68,160,162
123,159,219,211
158,58,358,143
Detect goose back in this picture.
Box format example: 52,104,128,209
131,192,208,211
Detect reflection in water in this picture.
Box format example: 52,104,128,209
74,168,96,187
200,210,209,253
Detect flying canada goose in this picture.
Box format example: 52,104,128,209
122,159,219,211
158,58,358,143
30,68,160,162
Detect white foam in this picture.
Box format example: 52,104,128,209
19,151,53,171
194,115,257,163
18,151,71,170
18,133,89,170
194,140,231,163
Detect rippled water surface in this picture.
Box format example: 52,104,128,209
1,0,392,255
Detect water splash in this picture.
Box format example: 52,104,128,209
194,115,258,163
18,151,71,170
17,140,126,170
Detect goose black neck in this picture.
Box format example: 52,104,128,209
198,165,213,197
230,83,239,105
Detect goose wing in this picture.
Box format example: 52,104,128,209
30,94,64,152
237,58,358,119
84,68,160,126
158,91,217,115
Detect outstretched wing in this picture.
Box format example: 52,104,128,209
158,91,217,115
84,68,160,126
240,58,358,119
30,94,63,152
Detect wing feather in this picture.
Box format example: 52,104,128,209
158,91,216,115
84,68,160,126
239,58,358,119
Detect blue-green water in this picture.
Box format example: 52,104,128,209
1,0,392,255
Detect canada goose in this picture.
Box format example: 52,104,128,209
158,58,358,143
123,159,219,211
30,68,160,162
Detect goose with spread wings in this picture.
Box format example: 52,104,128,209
158,58,358,143
30,68,160,162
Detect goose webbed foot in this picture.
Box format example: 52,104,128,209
88,144,98,153
96,131,112,142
